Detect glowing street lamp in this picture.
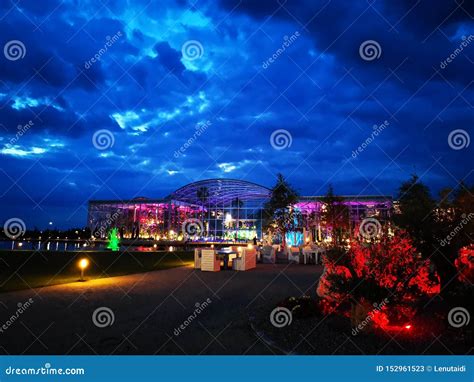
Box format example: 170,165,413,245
79,258,89,281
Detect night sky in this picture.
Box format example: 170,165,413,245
0,0,472,229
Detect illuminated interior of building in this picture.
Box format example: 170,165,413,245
88,179,393,243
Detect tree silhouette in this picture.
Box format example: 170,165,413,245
394,175,473,294
320,184,350,246
263,174,299,248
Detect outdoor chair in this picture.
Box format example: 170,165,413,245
315,247,326,264
194,248,203,269
227,247,240,265
232,247,257,271
302,246,317,264
261,245,276,264
288,246,301,264
220,246,238,266
305,245,326,264
201,249,220,272
195,247,221,268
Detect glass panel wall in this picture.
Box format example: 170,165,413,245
87,180,393,243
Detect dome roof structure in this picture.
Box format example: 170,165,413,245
169,179,271,205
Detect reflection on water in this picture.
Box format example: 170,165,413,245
0,240,200,252
0,240,108,251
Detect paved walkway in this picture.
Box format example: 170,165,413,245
0,264,322,354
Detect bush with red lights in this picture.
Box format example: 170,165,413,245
455,245,474,284
317,229,440,331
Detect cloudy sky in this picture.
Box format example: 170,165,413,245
0,0,472,229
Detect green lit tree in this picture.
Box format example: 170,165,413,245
107,227,120,251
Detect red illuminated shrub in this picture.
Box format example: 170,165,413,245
317,229,440,329
455,245,474,283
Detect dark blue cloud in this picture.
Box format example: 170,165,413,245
154,42,186,73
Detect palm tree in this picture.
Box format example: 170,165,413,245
263,174,299,248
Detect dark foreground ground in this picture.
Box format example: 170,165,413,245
0,263,321,354
0,250,194,292
252,301,473,355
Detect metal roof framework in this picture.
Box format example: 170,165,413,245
169,179,272,205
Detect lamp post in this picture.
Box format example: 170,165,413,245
79,258,89,281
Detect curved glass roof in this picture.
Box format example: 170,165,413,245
169,179,271,205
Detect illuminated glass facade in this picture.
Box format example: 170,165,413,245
294,196,393,245
88,179,271,241
88,179,393,242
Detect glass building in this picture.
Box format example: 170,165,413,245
88,179,393,242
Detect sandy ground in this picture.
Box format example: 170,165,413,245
0,264,323,355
